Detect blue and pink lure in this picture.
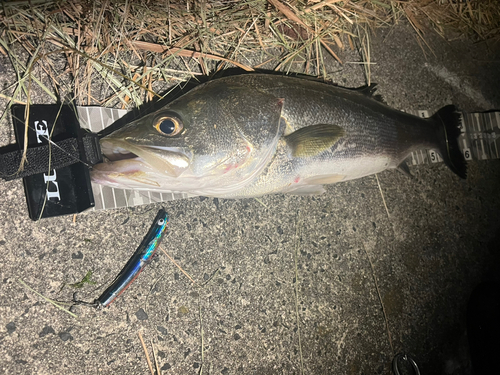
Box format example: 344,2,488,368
95,209,169,308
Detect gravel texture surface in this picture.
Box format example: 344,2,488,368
1,24,499,375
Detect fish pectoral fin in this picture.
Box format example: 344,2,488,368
285,124,345,157
396,161,413,178
287,185,326,195
304,174,345,185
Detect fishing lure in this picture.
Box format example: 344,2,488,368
93,208,169,308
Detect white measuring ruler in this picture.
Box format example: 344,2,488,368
405,110,499,166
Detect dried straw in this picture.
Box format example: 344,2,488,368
0,1,497,110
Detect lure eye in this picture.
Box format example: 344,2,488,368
154,116,183,136
157,218,165,226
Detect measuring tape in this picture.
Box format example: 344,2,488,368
406,110,499,166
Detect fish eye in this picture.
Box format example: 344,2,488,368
154,116,183,136
157,218,165,226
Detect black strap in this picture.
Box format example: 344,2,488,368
0,132,102,181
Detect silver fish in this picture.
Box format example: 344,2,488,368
91,74,466,198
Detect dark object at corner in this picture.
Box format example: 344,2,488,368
467,281,500,374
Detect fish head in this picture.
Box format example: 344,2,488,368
92,79,285,195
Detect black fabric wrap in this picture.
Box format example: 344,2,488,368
0,133,101,181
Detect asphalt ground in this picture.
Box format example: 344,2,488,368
1,24,500,374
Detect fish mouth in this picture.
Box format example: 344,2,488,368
101,144,140,162
97,139,192,178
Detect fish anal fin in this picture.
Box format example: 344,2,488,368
304,174,345,185
285,124,345,157
397,162,412,178
287,185,326,195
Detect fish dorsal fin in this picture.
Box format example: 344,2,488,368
357,84,385,103
285,124,345,157
358,83,378,96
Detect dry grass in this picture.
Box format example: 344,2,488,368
0,0,498,111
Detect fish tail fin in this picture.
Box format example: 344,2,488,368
431,105,467,179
